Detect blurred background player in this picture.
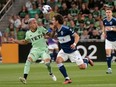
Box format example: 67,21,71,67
40,22,59,63
11,18,56,84
47,22,59,62
102,8,116,74
51,14,94,84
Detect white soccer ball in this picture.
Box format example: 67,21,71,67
42,5,52,14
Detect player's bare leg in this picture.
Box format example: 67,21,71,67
44,58,57,81
19,57,32,84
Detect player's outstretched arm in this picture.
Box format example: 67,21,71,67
10,38,29,45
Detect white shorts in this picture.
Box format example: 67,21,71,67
57,49,84,65
48,43,58,50
105,39,116,49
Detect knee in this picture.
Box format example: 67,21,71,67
55,58,59,64
56,57,63,64
27,57,33,62
44,58,51,63
106,50,111,57
25,57,32,66
79,64,86,70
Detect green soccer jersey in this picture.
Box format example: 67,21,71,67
25,26,48,50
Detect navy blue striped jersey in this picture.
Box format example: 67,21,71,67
103,17,116,41
56,25,77,53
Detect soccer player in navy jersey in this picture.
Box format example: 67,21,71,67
102,8,116,74
51,14,94,84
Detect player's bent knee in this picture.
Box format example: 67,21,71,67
79,64,86,70
27,57,33,62
44,58,51,63
106,49,112,56
56,57,63,64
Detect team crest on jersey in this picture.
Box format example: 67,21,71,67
69,28,72,31
70,28,74,33
61,31,64,35
105,22,107,25
110,21,112,25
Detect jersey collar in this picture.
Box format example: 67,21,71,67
58,25,63,32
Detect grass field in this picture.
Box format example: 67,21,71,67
0,62,116,87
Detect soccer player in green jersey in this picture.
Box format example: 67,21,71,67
11,18,57,84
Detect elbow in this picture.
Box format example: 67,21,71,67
78,35,80,40
76,34,80,40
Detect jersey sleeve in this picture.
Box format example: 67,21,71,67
67,28,75,36
41,26,48,34
48,28,52,33
113,18,116,26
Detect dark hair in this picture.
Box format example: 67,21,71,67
105,7,112,11
49,22,53,25
53,14,64,24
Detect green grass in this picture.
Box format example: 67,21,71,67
0,62,116,87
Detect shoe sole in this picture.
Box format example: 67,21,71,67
63,80,72,84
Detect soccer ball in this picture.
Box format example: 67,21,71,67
42,5,52,14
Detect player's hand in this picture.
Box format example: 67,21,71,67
70,43,76,49
105,27,112,31
9,38,16,43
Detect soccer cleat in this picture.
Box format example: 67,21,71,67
50,73,57,81
39,60,44,64
63,79,72,84
19,77,26,84
86,56,94,66
106,68,112,74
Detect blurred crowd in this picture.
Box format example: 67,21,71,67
0,0,116,44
